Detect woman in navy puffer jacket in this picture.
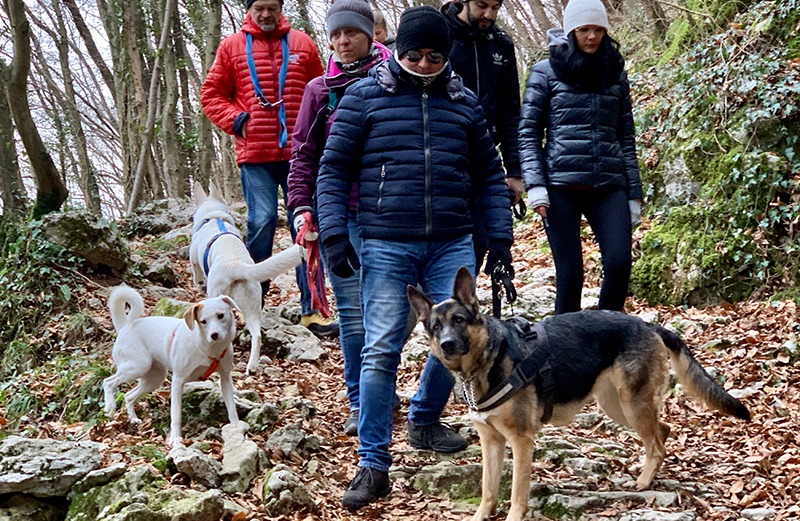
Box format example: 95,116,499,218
519,0,642,314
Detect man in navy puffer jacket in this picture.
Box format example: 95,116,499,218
316,6,514,511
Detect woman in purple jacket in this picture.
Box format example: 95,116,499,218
287,0,391,437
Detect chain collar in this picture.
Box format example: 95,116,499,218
461,374,479,411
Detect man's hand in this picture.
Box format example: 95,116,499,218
323,235,360,278
506,177,524,205
293,210,317,244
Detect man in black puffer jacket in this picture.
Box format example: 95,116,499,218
316,6,514,511
441,0,522,272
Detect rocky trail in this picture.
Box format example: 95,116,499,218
1,206,797,521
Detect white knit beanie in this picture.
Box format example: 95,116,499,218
563,0,610,36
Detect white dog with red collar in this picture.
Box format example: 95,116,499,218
103,285,240,447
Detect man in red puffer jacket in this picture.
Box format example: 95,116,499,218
201,0,336,337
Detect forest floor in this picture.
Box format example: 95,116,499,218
8,217,800,520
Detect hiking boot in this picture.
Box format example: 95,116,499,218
300,312,339,338
342,467,391,511
344,408,359,436
407,421,468,453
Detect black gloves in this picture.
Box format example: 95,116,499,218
484,240,514,278
323,235,360,278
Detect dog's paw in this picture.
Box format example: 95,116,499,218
246,362,259,375
167,436,184,449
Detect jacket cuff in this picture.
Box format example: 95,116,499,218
527,186,550,208
232,112,250,137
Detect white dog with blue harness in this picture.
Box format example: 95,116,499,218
189,183,304,374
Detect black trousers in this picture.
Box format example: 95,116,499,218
545,187,632,314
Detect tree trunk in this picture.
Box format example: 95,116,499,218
62,0,115,93
53,0,102,214
126,0,178,213
641,0,669,42
4,0,67,218
197,0,222,190
0,61,28,219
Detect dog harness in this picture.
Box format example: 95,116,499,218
199,348,228,381
462,321,557,423
202,218,238,276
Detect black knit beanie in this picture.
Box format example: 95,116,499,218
246,0,283,9
395,6,452,57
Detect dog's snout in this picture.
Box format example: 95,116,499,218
439,333,467,357
210,332,219,341
440,338,457,353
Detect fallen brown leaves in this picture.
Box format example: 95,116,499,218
9,221,800,520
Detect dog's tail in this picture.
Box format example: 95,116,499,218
108,285,144,332
655,326,750,421
241,244,304,282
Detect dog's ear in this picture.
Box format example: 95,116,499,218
220,295,241,313
184,303,202,330
209,182,224,202
407,285,434,325
452,266,479,310
192,183,207,205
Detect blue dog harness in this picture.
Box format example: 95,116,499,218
202,219,238,276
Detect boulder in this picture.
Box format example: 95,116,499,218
38,210,129,275
0,436,105,497
262,465,316,516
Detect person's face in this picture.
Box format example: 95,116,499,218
374,25,387,43
463,0,501,31
330,28,371,64
574,25,606,54
399,48,446,75
248,0,282,32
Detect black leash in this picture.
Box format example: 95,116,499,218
512,197,527,220
491,263,517,319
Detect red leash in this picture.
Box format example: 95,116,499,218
295,213,331,318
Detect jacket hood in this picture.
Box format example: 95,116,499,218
242,13,291,38
442,1,497,40
547,28,568,49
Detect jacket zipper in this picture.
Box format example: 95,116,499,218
422,91,432,237
377,164,386,213
473,41,481,98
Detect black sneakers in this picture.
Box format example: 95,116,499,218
342,467,391,511
343,409,359,437
407,421,468,453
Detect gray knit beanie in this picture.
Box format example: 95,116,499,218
563,0,610,36
326,0,375,40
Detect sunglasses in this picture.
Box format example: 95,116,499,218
402,50,445,65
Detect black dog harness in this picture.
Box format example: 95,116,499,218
462,321,557,423
202,218,238,276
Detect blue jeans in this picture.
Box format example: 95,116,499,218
357,235,475,471
239,162,312,315
323,214,364,411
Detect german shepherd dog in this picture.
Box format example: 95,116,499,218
407,267,750,521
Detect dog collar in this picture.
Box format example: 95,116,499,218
199,348,228,381
461,323,556,422
203,219,238,275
